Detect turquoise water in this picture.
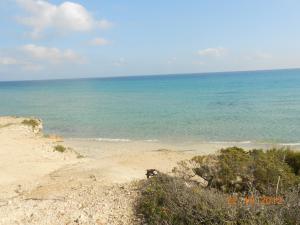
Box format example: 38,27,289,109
1,69,300,144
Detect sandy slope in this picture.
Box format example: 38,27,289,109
0,117,198,225
0,117,79,199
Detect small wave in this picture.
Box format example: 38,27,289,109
144,139,159,142
90,138,131,142
68,137,131,142
278,142,300,146
68,137,159,143
208,141,252,144
209,141,300,146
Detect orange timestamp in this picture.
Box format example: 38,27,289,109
227,195,284,206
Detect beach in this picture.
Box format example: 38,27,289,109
0,117,198,225
1,0,300,223
0,116,299,224
0,0,300,222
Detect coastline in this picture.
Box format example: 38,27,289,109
1,116,299,224
65,137,300,156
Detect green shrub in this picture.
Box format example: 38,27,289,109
191,147,300,195
137,173,299,225
53,145,66,153
137,148,300,224
137,174,236,225
22,119,39,130
249,149,298,194
285,150,300,175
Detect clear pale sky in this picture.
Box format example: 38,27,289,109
0,0,300,81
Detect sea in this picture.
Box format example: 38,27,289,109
1,69,300,145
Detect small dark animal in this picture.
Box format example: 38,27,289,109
146,169,159,178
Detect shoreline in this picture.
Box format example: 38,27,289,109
65,137,300,152
1,116,299,224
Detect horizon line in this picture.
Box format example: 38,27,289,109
1,67,300,83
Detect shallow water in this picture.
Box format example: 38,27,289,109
1,69,300,144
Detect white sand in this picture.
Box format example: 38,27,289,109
0,117,198,225
0,117,79,199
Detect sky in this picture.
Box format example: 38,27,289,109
0,0,300,81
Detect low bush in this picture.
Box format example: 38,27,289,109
53,145,66,153
137,174,235,225
22,119,39,130
137,147,300,225
191,147,300,194
137,173,300,225
285,150,300,175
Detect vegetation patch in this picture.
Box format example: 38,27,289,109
285,150,300,175
190,147,300,194
53,145,66,153
22,119,39,130
137,173,300,225
137,147,300,225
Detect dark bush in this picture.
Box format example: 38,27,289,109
22,119,39,130
137,173,300,225
137,147,300,225
137,174,235,225
192,147,300,194
53,145,66,153
285,150,300,175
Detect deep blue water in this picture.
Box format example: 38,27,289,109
1,69,300,143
